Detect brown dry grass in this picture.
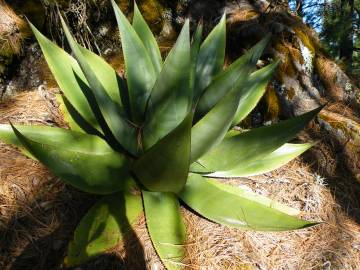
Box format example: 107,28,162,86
0,89,360,270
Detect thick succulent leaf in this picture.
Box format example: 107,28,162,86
10,125,135,194
143,191,186,270
178,174,316,231
133,113,192,193
56,94,103,136
207,143,314,178
65,191,142,266
132,2,162,74
232,60,280,126
61,17,138,155
56,94,82,132
190,22,203,93
193,14,226,102
111,0,156,123
191,22,203,65
143,20,191,149
196,106,323,172
190,67,251,162
196,35,271,119
209,179,300,215
29,22,101,133
0,124,102,154
78,46,125,109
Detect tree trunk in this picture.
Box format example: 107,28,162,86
339,0,354,71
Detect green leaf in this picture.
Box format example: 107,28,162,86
29,21,102,134
191,22,203,59
190,66,251,163
56,94,103,136
209,179,301,215
133,113,192,193
65,191,143,266
132,2,162,74
207,143,314,178
178,174,316,231
78,46,125,109
232,60,280,126
197,106,323,172
143,20,191,149
0,124,101,154
60,17,138,156
143,191,186,270
10,124,135,194
56,94,82,132
190,22,203,94
111,0,156,123
196,35,272,119
193,14,226,102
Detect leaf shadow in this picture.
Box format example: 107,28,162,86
5,187,147,270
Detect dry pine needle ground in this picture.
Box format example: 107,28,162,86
0,88,359,270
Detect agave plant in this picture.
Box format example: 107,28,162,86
0,1,321,269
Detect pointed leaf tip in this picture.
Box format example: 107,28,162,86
179,174,318,231
112,0,157,123
8,124,135,194
199,106,323,172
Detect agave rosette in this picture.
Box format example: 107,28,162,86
0,1,322,269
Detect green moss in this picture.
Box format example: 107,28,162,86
265,85,281,120
293,28,316,54
275,43,298,82
138,0,164,34
116,0,131,13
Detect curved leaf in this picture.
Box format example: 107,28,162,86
133,113,192,193
65,191,143,266
210,179,300,216
143,20,191,149
56,94,83,132
132,2,162,74
196,34,271,119
10,124,135,194
193,14,226,102
207,143,314,178
111,0,156,123
190,22,203,94
143,191,186,270
0,124,105,154
29,21,101,133
232,60,280,126
178,174,316,231
196,106,323,172
190,67,251,162
56,94,103,136
61,17,138,155
78,46,125,109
